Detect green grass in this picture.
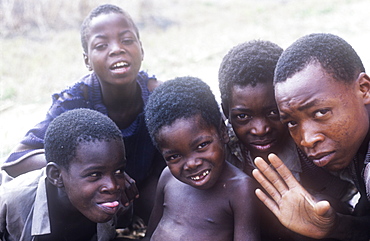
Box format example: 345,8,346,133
1,0,369,159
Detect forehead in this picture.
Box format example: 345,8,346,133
230,83,276,107
87,12,136,38
70,139,125,167
275,63,352,108
157,116,217,142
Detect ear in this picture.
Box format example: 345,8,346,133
221,102,229,120
357,73,370,105
83,53,93,71
219,121,230,144
46,162,64,188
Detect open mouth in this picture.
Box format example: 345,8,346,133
98,200,120,215
190,170,210,181
110,61,129,74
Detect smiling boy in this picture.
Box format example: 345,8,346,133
252,33,370,240
0,109,130,240
144,77,260,241
3,4,164,228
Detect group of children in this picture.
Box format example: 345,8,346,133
1,3,369,241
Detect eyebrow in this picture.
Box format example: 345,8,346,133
279,99,319,120
91,30,134,40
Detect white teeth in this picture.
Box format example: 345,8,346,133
190,170,209,181
113,62,128,68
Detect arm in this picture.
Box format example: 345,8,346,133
252,153,370,240
232,177,260,241
143,167,168,240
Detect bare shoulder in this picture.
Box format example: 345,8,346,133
147,78,163,92
224,162,257,192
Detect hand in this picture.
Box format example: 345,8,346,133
252,153,337,239
121,172,139,207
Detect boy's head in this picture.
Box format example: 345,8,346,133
274,33,370,171
218,40,287,159
145,77,228,189
81,4,140,54
81,4,144,85
45,109,127,223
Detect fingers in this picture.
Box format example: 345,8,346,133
255,188,280,217
268,153,301,189
121,172,139,206
315,200,332,216
252,167,282,203
254,156,288,195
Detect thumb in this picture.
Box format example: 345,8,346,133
315,200,331,216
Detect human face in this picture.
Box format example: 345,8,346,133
84,13,143,87
61,139,126,223
275,63,370,171
156,115,227,190
228,83,288,159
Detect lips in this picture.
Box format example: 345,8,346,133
308,152,335,167
109,60,129,74
249,139,276,151
189,170,210,181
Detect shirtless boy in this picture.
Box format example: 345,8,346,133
144,77,260,240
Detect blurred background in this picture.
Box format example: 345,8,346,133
1,0,369,159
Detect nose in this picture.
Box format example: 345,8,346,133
299,123,324,149
184,157,202,171
250,118,270,136
109,41,125,56
100,175,121,194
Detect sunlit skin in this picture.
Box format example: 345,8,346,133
54,139,127,223
275,62,370,171
84,12,144,88
145,115,260,241
156,115,228,190
227,83,289,161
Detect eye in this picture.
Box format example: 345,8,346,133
267,109,279,119
115,168,125,175
197,141,211,149
121,38,134,45
286,120,297,128
314,109,330,118
165,154,181,163
94,43,108,50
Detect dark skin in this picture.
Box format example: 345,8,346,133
252,63,370,240
223,83,289,166
5,12,167,205
43,139,127,239
145,116,260,241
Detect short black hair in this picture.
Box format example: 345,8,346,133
275,33,365,84
45,108,123,169
80,4,140,54
218,40,283,107
145,76,221,147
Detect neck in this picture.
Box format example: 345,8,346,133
101,80,141,110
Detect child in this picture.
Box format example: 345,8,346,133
3,4,165,226
252,33,370,240
0,109,128,240
218,40,301,179
144,77,260,240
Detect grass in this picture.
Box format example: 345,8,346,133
1,0,369,159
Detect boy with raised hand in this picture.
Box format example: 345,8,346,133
253,33,370,240
0,109,133,241
144,77,260,241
